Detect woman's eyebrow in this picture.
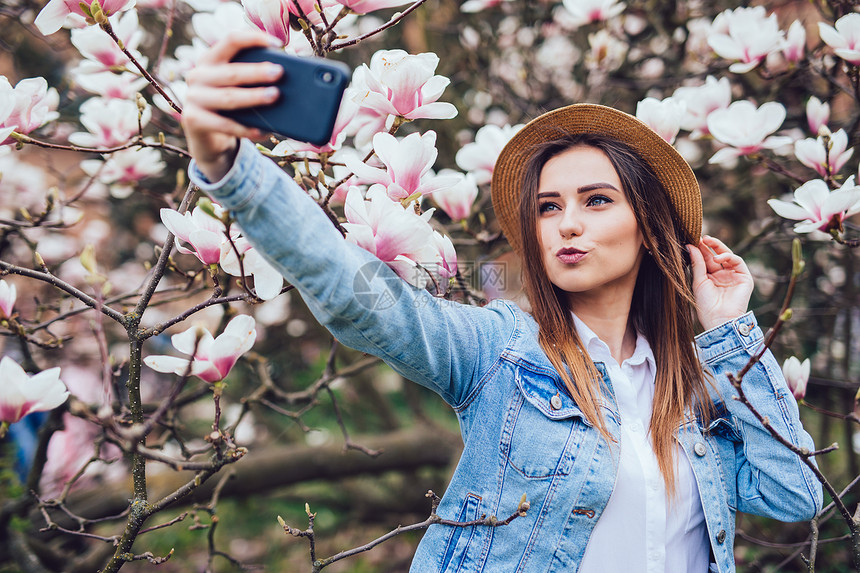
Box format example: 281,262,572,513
577,182,620,193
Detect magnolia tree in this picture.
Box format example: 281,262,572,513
0,0,859,570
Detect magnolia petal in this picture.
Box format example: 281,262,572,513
190,360,224,383
818,23,846,50
34,0,74,35
727,61,760,74
250,258,284,300
767,198,813,221
143,354,191,374
404,102,459,120
708,147,742,165
189,228,224,265
171,325,215,357
223,314,257,351
708,34,746,61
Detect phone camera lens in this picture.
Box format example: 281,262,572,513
321,71,334,83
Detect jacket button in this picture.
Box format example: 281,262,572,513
694,442,707,456
550,394,562,410
738,323,752,336
717,529,726,544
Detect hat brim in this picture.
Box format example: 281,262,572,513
490,103,702,253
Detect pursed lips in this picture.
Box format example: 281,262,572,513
556,247,587,264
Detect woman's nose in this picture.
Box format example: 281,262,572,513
558,207,583,238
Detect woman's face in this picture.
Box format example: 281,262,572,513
536,145,645,303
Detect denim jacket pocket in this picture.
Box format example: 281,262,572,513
501,369,590,479
440,493,482,572
703,413,741,511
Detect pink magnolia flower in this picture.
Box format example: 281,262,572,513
352,49,457,121
71,10,145,73
346,131,459,201
782,20,806,63
429,231,458,290
635,96,685,144
68,97,152,148
242,0,292,46
80,147,166,198
707,6,784,73
342,186,439,287
559,0,625,29
160,206,228,265
0,76,60,144
794,129,854,177
333,0,412,15
672,76,732,138
806,96,830,135
819,13,860,66
768,177,860,234
35,0,135,35
432,170,478,221
73,71,149,99
782,356,810,400
455,123,524,185
0,279,16,319
144,315,257,383
707,101,793,164
220,237,284,300
341,87,390,149
460,0,512,13
0,357,68,425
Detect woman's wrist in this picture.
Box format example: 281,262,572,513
195,139,241,184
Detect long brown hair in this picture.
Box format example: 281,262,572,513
518,133,713,498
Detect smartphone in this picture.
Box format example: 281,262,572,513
221,48,351,146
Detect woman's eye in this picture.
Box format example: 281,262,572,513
539,202,559,213
586,194,612,207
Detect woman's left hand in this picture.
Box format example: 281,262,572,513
687,235,755,331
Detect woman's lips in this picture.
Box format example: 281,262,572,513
556,247,586,264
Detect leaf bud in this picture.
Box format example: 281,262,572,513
80,244,97,274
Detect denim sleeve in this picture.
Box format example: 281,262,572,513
695,311,823,521
188,140,517,407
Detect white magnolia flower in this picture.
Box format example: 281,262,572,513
707,101,793,164
819,13,860,66
794,129,853,178
672,76,732,138
635,96,686,144
768,177,860,234
708,6,784,73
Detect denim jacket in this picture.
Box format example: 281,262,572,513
191,141,823,573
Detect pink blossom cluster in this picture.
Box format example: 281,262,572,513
144,315,258,384
768,178,860,234
0,357,68,428
0,76,59,146
343,186,457,291
161,204,284,300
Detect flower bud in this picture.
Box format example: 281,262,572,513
782,356,810,400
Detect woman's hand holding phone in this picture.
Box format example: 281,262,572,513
182,31,283,182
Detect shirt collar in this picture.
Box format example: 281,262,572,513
571,312,656,373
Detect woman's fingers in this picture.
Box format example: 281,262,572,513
187,61,283,89
182,105,264,140
186,83,280,111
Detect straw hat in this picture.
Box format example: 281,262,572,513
491,103,702,253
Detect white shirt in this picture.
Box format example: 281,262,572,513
575,315,710,573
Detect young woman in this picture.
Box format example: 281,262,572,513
182,32,822,573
